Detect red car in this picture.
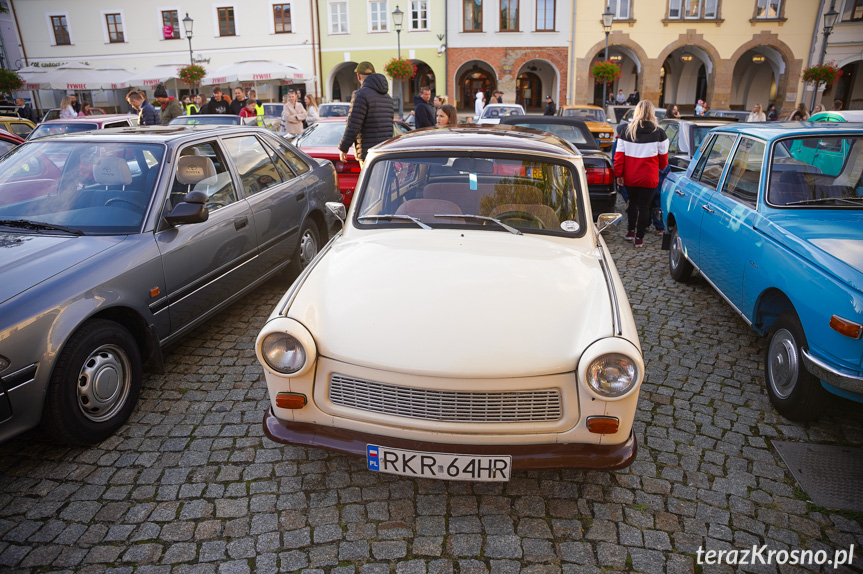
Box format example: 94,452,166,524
0,130,24,156
293,117,410,207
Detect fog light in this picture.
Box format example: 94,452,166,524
275,392,307,409
586,416,619,434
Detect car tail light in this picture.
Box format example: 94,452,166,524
830,315,863,339
586,416,619,434
586,166,612,185
333,160,362,174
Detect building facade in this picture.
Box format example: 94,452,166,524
573,0,818,114
11,0,318,107
316,0,445,109
446,0,571,111
810,0,863,110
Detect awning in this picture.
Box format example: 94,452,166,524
16,66,48,91
125,63,187,88
201,60,311,87
15,62,134,91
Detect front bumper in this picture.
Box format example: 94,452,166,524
803,350,863,395
263,409,638,471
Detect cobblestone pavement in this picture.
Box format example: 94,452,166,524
2,213,863,574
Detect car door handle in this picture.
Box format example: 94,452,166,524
234,217,248,231
675,189,685,197
701,205,715,214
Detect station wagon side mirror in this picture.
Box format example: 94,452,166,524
595,212,622,234
326,202,346,229
164,190,209,226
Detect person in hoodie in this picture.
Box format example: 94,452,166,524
203,87,231,114
413,86,435,129
613,100,668,248
154,84,183,125
338,62,395,166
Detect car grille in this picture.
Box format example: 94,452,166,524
328,374,563,423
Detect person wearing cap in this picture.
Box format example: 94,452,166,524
544,95,556,116
154,84,183,125
338,61,394,165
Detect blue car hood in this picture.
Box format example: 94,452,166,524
0,233,126,305
758,213,863,293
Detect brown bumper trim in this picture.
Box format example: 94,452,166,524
263,410,637,471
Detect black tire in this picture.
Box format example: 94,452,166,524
764,311,827,422
288,219,321,275
42,319,142,444
668,227,693,282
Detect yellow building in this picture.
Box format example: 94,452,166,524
571,0,819,113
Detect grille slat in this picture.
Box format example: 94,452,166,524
328,374,562,423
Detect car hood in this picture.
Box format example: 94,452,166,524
287,229,613,378
584,122,612,133
758,213,863,292
0,233,126,304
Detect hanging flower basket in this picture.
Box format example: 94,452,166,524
178,64,207,87
590,60,621,85
384,58,417,80
0,69,24,94
802,62,843,92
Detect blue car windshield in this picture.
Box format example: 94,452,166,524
769,136,863,208
0,141,166,234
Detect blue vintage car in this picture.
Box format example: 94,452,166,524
661,122,863,421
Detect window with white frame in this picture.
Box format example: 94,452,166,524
609,0,630,20
50,14,71,45
274,3,292,33
330,2,348,34
217,7,236,36
669,0,718,18
500,0,518,30
162,10,180,39
536,0,555,30
410,0,429,30
105,13,124,42
370,1,388,32
755,0,781,18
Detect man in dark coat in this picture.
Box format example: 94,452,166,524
413,87,435,128
544,95,556,116
203,87,231,114
338,62,395,164
126,91,159,125
230,87,247,115
15,98,36,123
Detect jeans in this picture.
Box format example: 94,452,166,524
626,186,654,239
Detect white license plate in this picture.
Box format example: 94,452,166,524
366,445,511,482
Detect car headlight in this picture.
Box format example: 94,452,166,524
261,333,306,374
0,355,8,372
586,353,638,397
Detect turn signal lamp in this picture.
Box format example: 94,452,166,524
586,416,619,434
830,315,863,339
275,392,308,409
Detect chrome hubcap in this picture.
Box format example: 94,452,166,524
77,344,131,422
768,329,799,399
670,234,683,270
299,230,318,268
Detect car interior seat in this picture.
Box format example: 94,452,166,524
394,198,463,224
173,155,217,208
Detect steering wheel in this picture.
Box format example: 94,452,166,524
105,197,148,213
492,211,546,229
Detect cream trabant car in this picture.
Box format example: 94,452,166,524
256,125,644,481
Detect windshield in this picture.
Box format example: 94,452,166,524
355,155,584,235
263,104,282,116
295,121,345,148
768,136,863,208
28,122,99,140
169,116,239,125
319,104,350,118
0,141,166,233
561,108,606,123
481,106,523,119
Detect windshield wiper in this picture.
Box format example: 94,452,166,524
784,197,863,206
0,219,84,235
357,214,432,230
433,214,523,236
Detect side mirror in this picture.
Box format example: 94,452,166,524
164,191,209,225
595,212,622,234
326,201,346,225
183,190,208,204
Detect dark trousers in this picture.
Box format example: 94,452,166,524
626,186,654,239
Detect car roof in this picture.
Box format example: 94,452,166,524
23,124,257,143
41,114,131,124
704,121,863,140
559,105,602,110
810,110,863,121
661,117,738,126
498,116,599,150
372,125,580,158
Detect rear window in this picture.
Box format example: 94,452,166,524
28,122,99,140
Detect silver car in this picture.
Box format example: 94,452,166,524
0,125,339,443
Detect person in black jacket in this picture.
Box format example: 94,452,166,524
543,95,556,116
126,91,159,126
15,98,36,123
413,87,435,128
203,88,231,114
339,62,395,164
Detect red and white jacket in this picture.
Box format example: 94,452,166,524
613,122,669,188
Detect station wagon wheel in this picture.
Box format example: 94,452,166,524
764,311,827,422
41,319,142,444
668,227,693,282
288,219,320,275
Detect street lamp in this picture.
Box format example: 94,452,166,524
392,5,404,120
183,13,194,66
601,8,614,109
811,4,839,109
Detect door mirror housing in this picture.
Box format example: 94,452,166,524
326,201,346,221
596,212,622,234
165,197,209,225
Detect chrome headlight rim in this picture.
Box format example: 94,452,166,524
256,318,317,378
261,333,307,375
585,352,639,398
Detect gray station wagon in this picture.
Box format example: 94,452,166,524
0,125,339,444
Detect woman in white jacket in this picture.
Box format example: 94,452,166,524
474,91,485,118
746,103,766,122
59,96,76,119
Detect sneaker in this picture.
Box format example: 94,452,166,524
634,237,644,248
624,230,635,241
